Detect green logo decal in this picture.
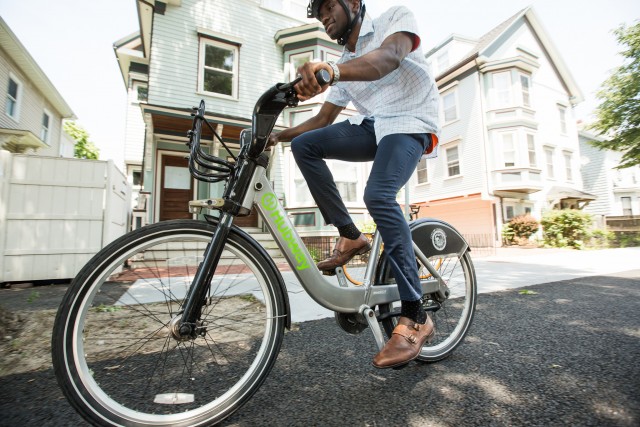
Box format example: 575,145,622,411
261,193,310,271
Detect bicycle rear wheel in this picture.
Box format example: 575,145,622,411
52,219,288,426
376,220,477,362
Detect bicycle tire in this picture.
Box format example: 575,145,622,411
376,220,477,362
52,219,288,426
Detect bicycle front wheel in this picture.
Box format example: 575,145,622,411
377,220,477,363
52,220,287,426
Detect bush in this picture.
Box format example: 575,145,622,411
586,229,615,249
611,231,640,248
502,214,539,245
541,209,592,249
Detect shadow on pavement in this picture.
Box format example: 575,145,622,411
0,272,638,427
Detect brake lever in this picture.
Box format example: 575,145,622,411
278,69,331,107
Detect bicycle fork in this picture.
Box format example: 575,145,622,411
172,212,234,340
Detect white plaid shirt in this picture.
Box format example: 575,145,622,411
326,6,441,157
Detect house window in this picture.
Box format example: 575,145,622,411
446,145,461,177
40,111,51,144
501,132,516,167
527,134,537,167
493,71,512,108
621,197,632,216
558,105,567,134
291,212,316,227
544,146,555,179
417,157,428,184
289,51,313,81
505,204,515,221
136,84,148,102
199,38,239,98
520,73,531,107
564,151,573,182
5,75,21,119
442,90,458,123
293,162,313,204
329,160,358,202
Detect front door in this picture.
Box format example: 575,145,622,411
159,155,193,221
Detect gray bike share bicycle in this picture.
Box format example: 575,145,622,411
52,70,477,426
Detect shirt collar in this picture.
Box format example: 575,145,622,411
359,13,374,38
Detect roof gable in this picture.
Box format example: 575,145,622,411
0,17,75,118
430,7,583,103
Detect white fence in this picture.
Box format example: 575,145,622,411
0,151,131,283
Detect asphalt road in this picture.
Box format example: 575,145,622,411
1,270,639,426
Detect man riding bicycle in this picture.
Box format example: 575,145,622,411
269,0,441,369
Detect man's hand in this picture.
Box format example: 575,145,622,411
295,61,333,101
266,133,279,150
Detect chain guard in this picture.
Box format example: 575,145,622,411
334,312,368,335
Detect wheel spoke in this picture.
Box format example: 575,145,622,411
53,221,285,425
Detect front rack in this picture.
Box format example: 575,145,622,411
186,100,237,183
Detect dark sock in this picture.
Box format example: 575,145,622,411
337,222,361,240
401,299,427,324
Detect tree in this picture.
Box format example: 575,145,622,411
63,121,100,160
588,21,640,168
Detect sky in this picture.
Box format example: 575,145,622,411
0,0,638,169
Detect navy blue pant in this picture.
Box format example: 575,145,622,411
290,118,431,301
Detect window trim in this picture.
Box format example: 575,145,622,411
5,73,23,121
288,50,314,82
198,37,240,100
445,144,462,178
519,72,532,108
290,212,316,227
544,146,555,179
563,150,574,182
442,89,459,124
416,157,429,185
499,131,517,168
132,80,148,104
492,70,513,109
557,104,568,135
40,109,52,145
526,133,537,168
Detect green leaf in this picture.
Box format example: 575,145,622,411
519,289,539,295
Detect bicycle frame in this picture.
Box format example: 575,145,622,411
181,78,455,348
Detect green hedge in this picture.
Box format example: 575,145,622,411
541,210,592,249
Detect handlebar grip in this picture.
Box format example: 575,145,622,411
316,69,331,86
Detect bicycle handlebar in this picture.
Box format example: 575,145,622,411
187,69,331,182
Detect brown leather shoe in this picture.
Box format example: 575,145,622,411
316,234,371,271
372,315,435,369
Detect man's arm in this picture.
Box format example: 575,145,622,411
268,101,344,147
295,31,415,101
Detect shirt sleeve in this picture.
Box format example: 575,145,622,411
325,84,350,108
382,6,422,52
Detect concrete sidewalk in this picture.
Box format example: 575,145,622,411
283,246,640,322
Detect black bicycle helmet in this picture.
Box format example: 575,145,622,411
307,0,365,46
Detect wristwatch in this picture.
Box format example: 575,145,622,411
326,61,340,86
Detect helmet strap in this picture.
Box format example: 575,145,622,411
336,1,365,46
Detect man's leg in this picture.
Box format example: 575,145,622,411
290,119,377,227
291,119,377,269
364,133,435,369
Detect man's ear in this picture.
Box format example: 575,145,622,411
350,0,360,15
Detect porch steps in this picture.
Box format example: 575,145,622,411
240,227,286,264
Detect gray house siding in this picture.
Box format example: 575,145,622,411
148,0,305,121
0,46,64,155
579,134,611,216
